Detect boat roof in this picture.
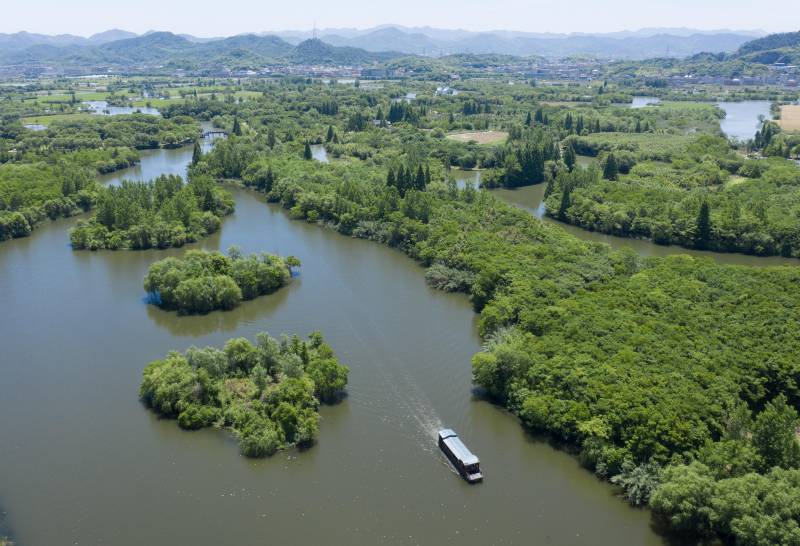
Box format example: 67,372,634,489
439,429,480,466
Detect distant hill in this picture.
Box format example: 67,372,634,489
0,31,86,52
738,31,800,55
88,29,137,44
0,26,766,61
289,38,398,64
733,31,800,64
0,31,399,70
273,25,763,59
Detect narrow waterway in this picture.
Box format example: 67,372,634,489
489,183,799,267
0,144,662,545
451,168,798,267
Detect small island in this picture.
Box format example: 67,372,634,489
144,247,300,314
139,331,348,457
70,173,234,250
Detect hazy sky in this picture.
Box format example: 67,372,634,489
2,0,794,36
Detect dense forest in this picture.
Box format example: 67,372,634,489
144,248,300,314
140,331,349,457
70,173,233,250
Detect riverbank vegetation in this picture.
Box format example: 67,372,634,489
140,331,348,457
144,247,300,314
69,173,233,250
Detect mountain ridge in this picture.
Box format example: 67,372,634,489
0,25,768,60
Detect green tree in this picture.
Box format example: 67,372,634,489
303,142,313,161
307,357,349,402
564,144,576,172
696,201,711,249
191,140,202,166
649,462,716,537
602,153,618,181
558,186,571,221
752,394,800,471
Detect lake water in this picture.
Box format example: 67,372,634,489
310,144,329,163
392,93,417,103
84,100,162,116
451,168,480,189
630,96,661,108
716,100,772,142
98,123,218,186
0,143,662,545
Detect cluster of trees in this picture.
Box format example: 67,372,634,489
144,247,300,314
650,397,800,543
69,174,234,250
0,160,98,241
139,331,348,457
545,135,800,256
386,163,431,196
461,99,492,115
386,101,418,124
754,121,800,158
482,131,561,188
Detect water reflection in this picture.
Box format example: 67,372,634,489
84,100,161,116
630,96,661,108
450,169,480,189
310,144,329,163
717,100,772,142
145,276,298,337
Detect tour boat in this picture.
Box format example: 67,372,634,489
438,429,483,483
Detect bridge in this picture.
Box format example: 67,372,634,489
202,130,228,138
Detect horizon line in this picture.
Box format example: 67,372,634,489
0,24,787,41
